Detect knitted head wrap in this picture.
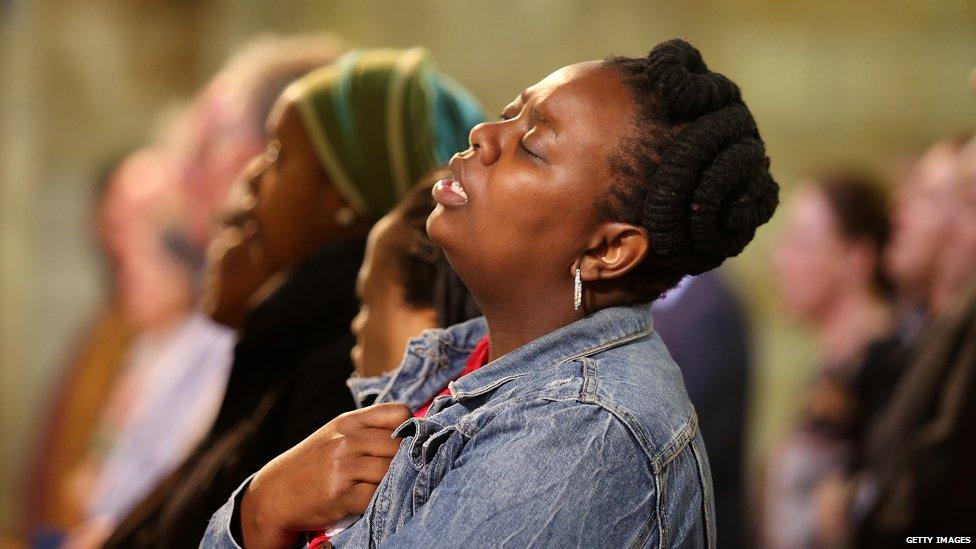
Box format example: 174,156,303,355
287,47,484,219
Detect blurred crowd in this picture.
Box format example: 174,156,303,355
14,33,975,548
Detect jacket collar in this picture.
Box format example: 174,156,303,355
449,302,654,401
357,303,654,412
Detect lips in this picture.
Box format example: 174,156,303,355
432,178,468,207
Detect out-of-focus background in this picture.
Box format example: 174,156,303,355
1,0,974,540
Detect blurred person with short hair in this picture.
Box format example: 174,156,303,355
852,137,976,545
884,137,971,334
36,143,204,539
764,171,896,548
349,173,471,381
931,139,976,312
60,142,237,549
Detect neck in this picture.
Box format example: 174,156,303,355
479,287,582,362
817,286,890,367
475,277,642,362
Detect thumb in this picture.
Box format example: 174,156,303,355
355,402,412,429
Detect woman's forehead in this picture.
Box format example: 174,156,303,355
265,92,297,135
523,61,634,146
531,60,606,92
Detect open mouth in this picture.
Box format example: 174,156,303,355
432,178,468,207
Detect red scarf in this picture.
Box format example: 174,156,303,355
414,335,490,418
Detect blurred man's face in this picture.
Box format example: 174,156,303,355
934,146,976,306
178,85,265,251
884,143,960,308
101,149,194,329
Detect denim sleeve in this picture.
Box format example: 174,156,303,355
376,400,659,548
199,474,255,549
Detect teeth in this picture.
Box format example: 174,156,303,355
451,180,468,199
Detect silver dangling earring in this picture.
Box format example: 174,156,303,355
334,206,357,228
573,267,582,311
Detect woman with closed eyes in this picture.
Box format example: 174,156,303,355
204,38,779,548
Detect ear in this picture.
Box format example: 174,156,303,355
575,222,650,282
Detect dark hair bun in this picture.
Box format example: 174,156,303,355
639,39,778,276
646,39,742,121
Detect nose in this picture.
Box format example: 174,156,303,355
242,154,269,195
468,121,502,166
350,308,365,338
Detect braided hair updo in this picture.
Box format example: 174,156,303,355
601,39,779,299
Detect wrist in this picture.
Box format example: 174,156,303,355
240,481,298,549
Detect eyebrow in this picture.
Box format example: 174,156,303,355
519,90,557,138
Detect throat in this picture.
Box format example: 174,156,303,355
482,304,582,362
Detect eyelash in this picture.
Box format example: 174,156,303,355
498,113,542,161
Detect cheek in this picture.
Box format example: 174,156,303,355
776,246,835,310
945,219,976,271
222,245,268,305
358,305,402,374
350,312,372,371
256,171,317,266
962,221,976,252
476,177,588,260
914,201,951,239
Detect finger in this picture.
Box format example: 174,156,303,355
341,482,380,515
349,428,405,457
344,456,395,484
354,403,412,429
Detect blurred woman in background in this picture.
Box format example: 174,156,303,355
104,47,482,548
765,172,895,548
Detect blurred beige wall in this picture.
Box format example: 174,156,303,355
1,0,973,536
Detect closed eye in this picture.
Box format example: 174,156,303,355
499,113,543,161
520,141,542,161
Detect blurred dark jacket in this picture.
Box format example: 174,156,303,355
856,276,976,546
105,238,363,548
652,270,750,549
433,256,480,328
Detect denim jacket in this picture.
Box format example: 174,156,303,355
202,303,716,548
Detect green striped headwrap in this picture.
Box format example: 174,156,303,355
287,47,484,219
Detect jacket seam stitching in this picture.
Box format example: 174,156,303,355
656,469,667,547
657,410,698,471
690,436,714,548
557,327,652,366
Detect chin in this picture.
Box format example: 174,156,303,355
426,205,456,249
350,346,363,373
207,299,237,328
